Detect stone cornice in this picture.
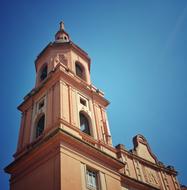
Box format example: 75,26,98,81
34,41,91,71
18,63,109,112
121,174,160,190
5,127,125,175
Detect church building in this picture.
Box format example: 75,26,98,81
5,22,183,190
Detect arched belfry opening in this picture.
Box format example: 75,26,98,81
40,64,48,81
35,114,45,138
75,61,86,81
79,112,91,136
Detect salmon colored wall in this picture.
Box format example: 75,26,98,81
105,174,121,190
53,81,60,124
135,143,156,163
126,156,137,179
59,142,122,190
23,108,32,145
60,81,70,122
46,87,53,130
11,154,60,190
18,107,32,148
93,103,102,141
69,87,78,127
60,152,82,190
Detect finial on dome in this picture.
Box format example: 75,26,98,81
60,21,65,30
55,20,70,43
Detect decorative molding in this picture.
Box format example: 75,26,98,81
133,134,158,163
54,53,68,66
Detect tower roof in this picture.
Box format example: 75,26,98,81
34,41,91,71
55,21,70,43
35,21,91,71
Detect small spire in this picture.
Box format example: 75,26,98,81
60,21,65,30
55,20,70,43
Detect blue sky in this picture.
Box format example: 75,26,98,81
0,0,187,189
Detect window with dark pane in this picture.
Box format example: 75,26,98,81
79,113,91,135
40,65,48,81
38,100,44,110
36,115,45,138
75,62,84,79
80,98,87,106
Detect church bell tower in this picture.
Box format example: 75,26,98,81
5,21,182,190
17,21,112,148
5,22,121,190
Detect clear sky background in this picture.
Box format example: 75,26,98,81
0,0,187,189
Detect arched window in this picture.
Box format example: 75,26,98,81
40,64,48,81
75,62,85,80
79,112,91,135
36,115,45,138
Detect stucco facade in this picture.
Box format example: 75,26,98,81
5,22,183,190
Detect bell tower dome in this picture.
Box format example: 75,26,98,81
55,21,70,43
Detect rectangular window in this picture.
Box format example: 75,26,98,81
86,168,98,190
38,100,44,110
80,98,87,106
